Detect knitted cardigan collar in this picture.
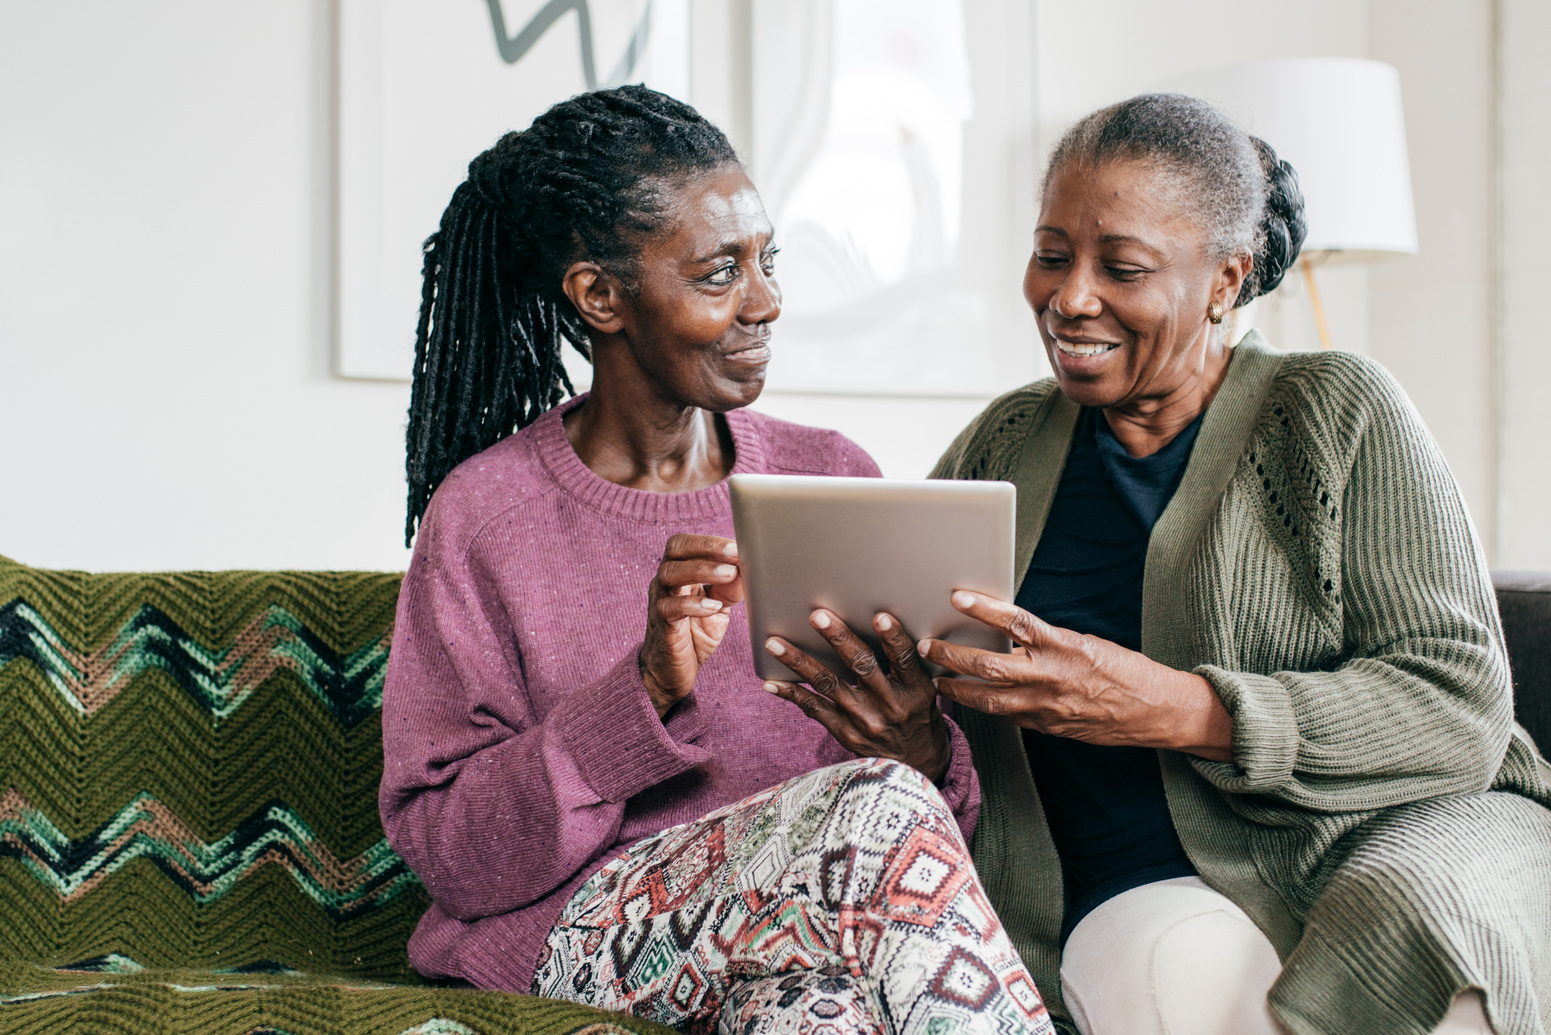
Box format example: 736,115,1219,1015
1000,332,1285,668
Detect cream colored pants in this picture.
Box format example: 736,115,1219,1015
1060,876,1493,1035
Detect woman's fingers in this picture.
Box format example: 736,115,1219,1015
654,594,725,623
933,676,1032,721
768,622,951,782
663,533,737,562
762,679,848,734
808,610,887,692
656,559,740,591
873,612,928,687
656,536,744,604
764,636,852,700
639,536,740,714
948,590,1055,651
654,537,742,605
916,637,1029,683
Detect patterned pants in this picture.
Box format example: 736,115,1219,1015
532,759,1053,1035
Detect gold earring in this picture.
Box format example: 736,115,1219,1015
1208,302,1225,325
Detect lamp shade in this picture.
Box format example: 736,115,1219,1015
1160,58,1418,262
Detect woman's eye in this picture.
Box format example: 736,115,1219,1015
1035,253,1069,268
705,264,738,285
1106,265,1146,280
761,248,780,275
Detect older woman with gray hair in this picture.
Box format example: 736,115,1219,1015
912,94,1551,1034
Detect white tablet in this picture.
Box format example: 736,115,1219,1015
728,474,1016,680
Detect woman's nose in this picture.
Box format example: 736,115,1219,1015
1050,266,1103,320
741,265,781,325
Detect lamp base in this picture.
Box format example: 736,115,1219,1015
1300,255,1336,350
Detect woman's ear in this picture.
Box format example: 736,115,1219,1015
561,261,629,336
1215,252,1253,311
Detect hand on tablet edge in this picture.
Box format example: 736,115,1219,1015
762,609,951,784
923,590,1233,761
640,534,744,718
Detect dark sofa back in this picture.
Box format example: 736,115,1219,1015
1497,570,1551,753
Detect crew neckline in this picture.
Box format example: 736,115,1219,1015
530,393,769,522
1083,408,1204,533
1090,408,1205,469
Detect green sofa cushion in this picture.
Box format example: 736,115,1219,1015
0,959,667,1035
0,556,672,1035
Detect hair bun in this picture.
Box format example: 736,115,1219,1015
1240,137,1308,304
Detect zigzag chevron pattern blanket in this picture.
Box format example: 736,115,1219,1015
0,555,673,1035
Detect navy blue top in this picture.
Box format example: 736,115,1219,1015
1016,406,1204,947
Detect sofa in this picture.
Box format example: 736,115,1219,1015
0,555,673,1035
1497,570,1551,755
0,554,1546,1034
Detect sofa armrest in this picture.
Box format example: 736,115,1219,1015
1493,570,1551,753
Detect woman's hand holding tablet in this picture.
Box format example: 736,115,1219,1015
730,473,1019,783
762,609,951,784
921,590,1234,762
639,534,745,718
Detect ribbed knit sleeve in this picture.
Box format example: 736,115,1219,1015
1194,358,1514,811
379,504,711,924
935,715,982,843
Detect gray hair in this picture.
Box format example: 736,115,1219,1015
1043,93,1307,306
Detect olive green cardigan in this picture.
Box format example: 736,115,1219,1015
932,333,1551,1035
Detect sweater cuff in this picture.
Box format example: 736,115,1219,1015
556,651,712,804
937,715,982,845
1194,666,1298,792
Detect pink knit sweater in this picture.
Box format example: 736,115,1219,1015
379,396,982,992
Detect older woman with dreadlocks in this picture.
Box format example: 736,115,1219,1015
895,93,1551,1035
378,86,1054,1035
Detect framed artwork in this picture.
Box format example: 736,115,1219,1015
336,0,1039,396
337,0,689,380
750,0,1040,396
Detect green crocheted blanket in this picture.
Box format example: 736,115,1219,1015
0,555,671,1035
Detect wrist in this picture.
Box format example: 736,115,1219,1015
637,649,675,719
928,740,951,786
1170,671,1234,761
921,712,952,785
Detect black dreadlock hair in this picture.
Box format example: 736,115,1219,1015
404,85,739,545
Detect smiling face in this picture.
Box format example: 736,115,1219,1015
576,164,780,414
1025,159,1249,418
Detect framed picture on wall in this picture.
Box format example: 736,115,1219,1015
750,0,1040,396
337,0,689,380
337,0,1039,395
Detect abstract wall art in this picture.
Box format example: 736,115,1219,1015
337,0,688,380
750,0,1038,396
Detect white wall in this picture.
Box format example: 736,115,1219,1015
1360,0,1549,567
2,1,1545,572
0,0,1013,574
1367,0,1497,557
1,1,413,572
1498,0,1551,568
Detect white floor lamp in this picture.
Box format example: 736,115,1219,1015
1161,58,1419,350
